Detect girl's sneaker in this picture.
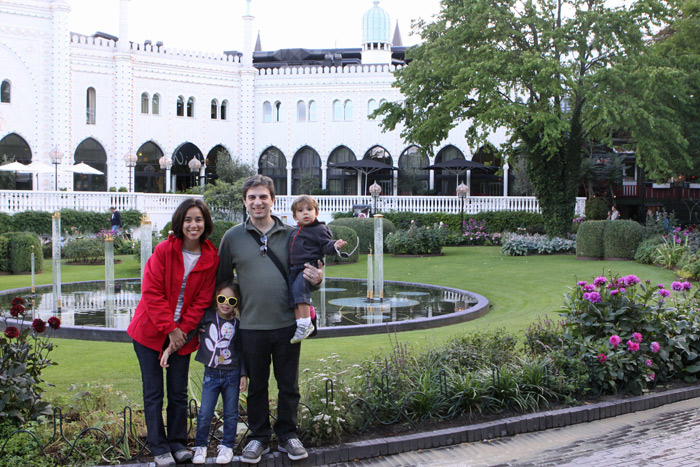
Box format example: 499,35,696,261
216,445,234,464
192,446,207,464
290,323,315,343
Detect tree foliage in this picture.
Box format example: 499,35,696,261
376,0,680,236
203,152,255,221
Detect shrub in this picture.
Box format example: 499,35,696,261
380,210,544,234
329,218,396,253
4,232,43,273
575,220,609,258
603,220,644,259
634,236,664,264
385,224,448,255
0,212,12,235
62,238,104,264
327,225,359,263
584,197,609,220
500,233,575,256
678,251,700,280
210,220,236,249
10,211,52,235
0,235,9,272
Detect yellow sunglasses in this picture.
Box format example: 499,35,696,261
216,295,238,307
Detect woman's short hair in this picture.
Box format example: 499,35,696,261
171,198,214,241
291,195,318,214
242,174,276,200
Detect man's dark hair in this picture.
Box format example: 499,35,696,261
171,198,214,241
242,174,276,200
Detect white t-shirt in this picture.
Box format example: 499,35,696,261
173,248,201,322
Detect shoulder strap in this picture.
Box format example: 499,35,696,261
246,229,288,282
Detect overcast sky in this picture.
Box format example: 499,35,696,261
67,0,443,54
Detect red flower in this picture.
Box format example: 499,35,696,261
11,297,25,306
4,326,19,339
48,317,61,330
32,318,46,333
10,304,25,317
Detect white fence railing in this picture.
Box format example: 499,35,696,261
0,190,586,228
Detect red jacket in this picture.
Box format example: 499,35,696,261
127,235,219,355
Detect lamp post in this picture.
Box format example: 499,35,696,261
49,146,63,191
188,157,202,188
124,152,137,192
369,181,382,217
159,155,173,192
457,182,469,228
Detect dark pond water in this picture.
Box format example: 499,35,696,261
0,279,478,330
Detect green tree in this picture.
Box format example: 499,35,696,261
376,0,678,236
216,150,255,185
204,152,255,221
0,154,16,190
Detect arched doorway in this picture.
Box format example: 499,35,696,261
0,133,32,190
205,145,229,185
172,143,203,192
73,138,107,191
135,142,165,193
398,146,429,195
292,146,321,195
363,146,393,195
434,145,465,195
327,146,358,195
471,144,503,196
258,147,287,196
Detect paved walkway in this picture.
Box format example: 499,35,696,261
329,397,700,466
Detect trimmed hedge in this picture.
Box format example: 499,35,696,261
210,220,236,249
584,197,610,220
7,209,143,236
576,221,609,258
329,218,396,253
0,212,12,235
604,220,644,259
0,235,9,272
385,225,448,255
63,238,105,263
327,224,359,263
3,231,43,273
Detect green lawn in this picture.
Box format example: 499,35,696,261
4,248,677,404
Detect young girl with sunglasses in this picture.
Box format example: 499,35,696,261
161,281,248,464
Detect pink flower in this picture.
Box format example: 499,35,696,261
646,359,652,367
593,276,608,287
582,284,595,292
672,281,684,291
682,282,692,291
578,281,588,287
583,292,590,300
610,289,619,296
658,289,670,297
657,284,665,289
586,292,602,303
648,373,656,381
627,340,640,352
651,342,660,353
598,353,607,363
625,275,641,285
609,335,622,348
633,332,643,343
620,288,626,293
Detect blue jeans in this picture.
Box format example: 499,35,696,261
195,366,241,448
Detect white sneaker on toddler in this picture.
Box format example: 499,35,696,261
290,322,315,343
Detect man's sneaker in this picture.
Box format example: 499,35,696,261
216,445,234,464
290,323,315,343
278,438,308,461
240,440,269,464
172,448,193,463
192,446,207,464
154,452,176,467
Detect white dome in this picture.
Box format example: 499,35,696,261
362,0,391,44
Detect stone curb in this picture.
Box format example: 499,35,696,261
104,384,700,466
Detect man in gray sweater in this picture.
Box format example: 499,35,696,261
216,175,322,464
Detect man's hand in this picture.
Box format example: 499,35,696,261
168,327,187,350
303,260,324,286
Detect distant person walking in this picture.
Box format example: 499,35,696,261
110,206,122,233
610,205,620,220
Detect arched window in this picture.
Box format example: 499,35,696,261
308,100,317,121
86,87,96,124
379,99,387,106
176,95,184,116
152,94,160,115
332,100,342,121
135,141,166,193
434,145,465,195
327,146,358,195
263,101,272,122
292,147,321,195
297,100,306,122
205,145,230,185
363,146,393,195
220,100,228,120
471,144,503,196
187,97,195,117
274,101,282,122
344,100,353,121
141,92,149,114
367,99,378,116
258,147,287,195
398,146,429,195
0,133,32,190
1,80,10,103
73,138,107,192
211,99,218,119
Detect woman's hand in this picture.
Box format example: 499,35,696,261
239,375,249,392
303,260,323,286
168,327,187,350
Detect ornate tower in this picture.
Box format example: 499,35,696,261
361,0,392,65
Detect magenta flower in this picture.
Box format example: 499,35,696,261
648,373,655,381
577,281,588,287
620,287,626,293
651,342,660,353
657,283,665,289
598,353,607,363
610,289,619,296
627,340,640,352
586,292,602,303
682,282,692,291
658,289,670,297
615,278,627,288
583,292,590,300
593,276,608,287
625,275,641,285
633,332,643,343
609,335,621,348
582,284,595,293
672,281,683,291
645,359,652,367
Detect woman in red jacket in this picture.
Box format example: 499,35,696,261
127,198,219,467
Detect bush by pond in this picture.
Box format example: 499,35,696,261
385,224,448,255
500,233,575,256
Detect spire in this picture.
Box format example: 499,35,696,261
392,20,403,47
255,31,262,52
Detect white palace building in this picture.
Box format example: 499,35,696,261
0,0,582,226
